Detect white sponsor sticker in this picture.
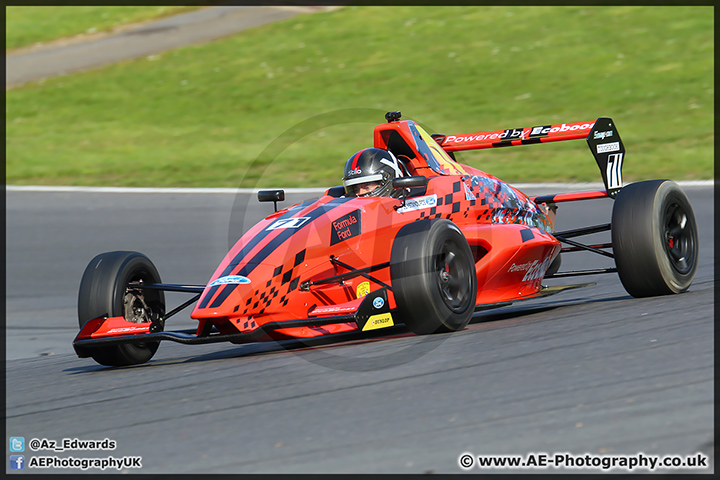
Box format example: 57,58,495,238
208,275,251,287
597,142,620,154
397,194,438,213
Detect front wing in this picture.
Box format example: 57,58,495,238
72,287,394,357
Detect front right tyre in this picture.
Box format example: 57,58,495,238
77,251,164,366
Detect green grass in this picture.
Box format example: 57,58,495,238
6,6,713,188
6,6,203,50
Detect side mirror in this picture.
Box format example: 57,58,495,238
393,176,427,211
258,189,285,212
392,176,427,189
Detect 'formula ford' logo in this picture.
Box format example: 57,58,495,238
330,210,361,245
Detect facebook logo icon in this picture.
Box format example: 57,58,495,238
10,455,25,470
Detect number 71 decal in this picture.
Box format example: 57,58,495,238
606,153,624,190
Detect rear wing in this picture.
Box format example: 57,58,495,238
436,117,625,198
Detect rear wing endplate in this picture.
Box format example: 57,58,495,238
586,117,624,198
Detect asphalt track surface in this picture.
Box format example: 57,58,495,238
5,185,714,474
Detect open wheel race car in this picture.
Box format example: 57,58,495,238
73,112,698,366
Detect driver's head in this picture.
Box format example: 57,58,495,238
342,148,404,198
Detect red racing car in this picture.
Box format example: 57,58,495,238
73,112,698,366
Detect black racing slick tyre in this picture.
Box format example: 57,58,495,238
546,252,562,276
77,251,165,366
390,219,477,334
611,180,698,297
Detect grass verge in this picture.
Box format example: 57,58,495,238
6,6,713,188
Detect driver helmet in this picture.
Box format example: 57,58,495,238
342,148,404,198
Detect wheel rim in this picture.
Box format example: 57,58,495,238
122,270,164,347
123,286,153,323
123,274,162,324
662,201,696,275
435,239,472,313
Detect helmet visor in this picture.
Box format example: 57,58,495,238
343,173,384,196
350,181,382,197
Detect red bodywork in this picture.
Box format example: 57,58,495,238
75,117,609,346
187,119,585,340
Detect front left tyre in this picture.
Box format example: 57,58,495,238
390,219,477,334
78,251,164,366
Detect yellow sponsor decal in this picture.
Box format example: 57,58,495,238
362,312,394,331
416,124,469,176
356,281,370,298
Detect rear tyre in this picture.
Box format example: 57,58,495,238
546,252,562,276
390,219,477,334
78,251,164,366
611,180,698,297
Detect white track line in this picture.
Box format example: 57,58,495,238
5,180,713,194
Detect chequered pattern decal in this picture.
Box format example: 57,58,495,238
237,248,306,318
415,180,474,222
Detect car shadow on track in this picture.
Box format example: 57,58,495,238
470,293,631,325
470,304,559,325
63,325,417,373
171,325,424,364
63,294,631,373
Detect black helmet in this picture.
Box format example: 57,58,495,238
342,148,404,198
